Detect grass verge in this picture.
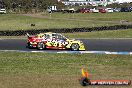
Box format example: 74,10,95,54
63,29,132,38
1,12,132,31
0,52,131,88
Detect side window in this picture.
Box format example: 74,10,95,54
43,34,50,40
52,34,57,40
57,34,65,40
57,34,61,39
52,33,66,41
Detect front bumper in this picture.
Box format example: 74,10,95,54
66,43,85,51
78,44,85,50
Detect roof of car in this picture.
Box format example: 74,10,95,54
37,32,59,36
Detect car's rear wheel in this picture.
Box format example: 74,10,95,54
71,43,79,51
37,42,45,50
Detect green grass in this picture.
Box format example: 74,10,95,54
0,52,132,88
0,13,132,39
0,12,132,31
63,29,132,38
48,12,132,21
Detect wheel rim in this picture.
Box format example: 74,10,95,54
38,43,44,50
72,44,79,51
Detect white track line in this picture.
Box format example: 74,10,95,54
0,50,132,55
1,38,132,40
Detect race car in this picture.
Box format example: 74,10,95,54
27,32,85,51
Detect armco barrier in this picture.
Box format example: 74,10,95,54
0,25,132,36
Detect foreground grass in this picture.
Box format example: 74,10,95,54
0,12,132,30
0,52,131,88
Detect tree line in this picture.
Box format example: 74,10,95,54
0,0,132,13
107,2,132,8
0,0,64,13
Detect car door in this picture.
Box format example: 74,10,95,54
42,33,53,46
51,33,67,48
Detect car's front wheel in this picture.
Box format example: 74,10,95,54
71,43,79,51
37,42,45,50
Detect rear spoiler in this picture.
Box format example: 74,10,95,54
26,33,30,37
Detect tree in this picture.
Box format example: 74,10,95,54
106,3,121,8
1,0,64,13
2,0,12,9
56,1,65,9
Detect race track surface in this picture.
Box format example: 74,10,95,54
0,39,132,52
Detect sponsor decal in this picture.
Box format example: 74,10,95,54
79,68,131,86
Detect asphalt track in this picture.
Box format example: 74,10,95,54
0,39,132,52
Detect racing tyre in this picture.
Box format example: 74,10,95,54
71,43,79,51
37,42,45,50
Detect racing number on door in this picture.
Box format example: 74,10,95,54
51,41,59,47
51,41,67,47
